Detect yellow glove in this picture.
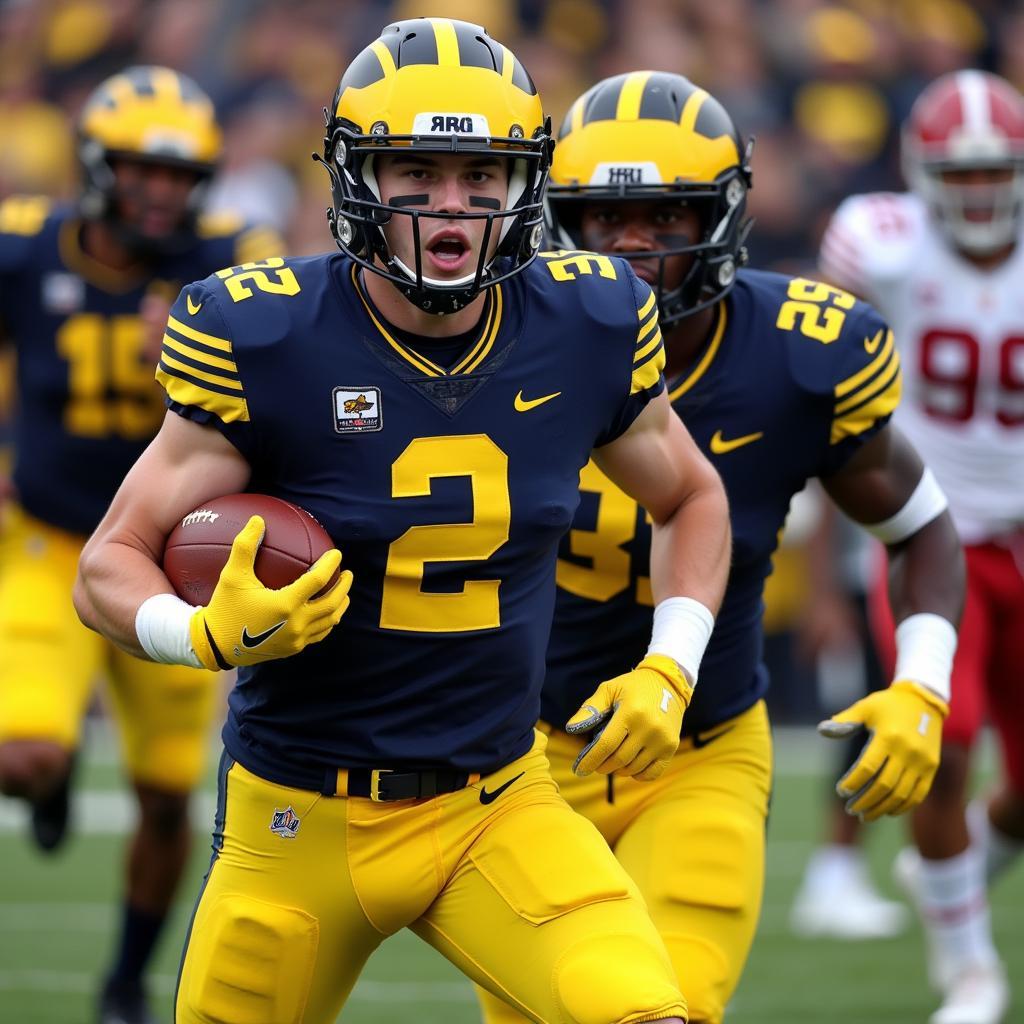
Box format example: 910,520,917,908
818,679,949,821
190,515,352,671
565,654,693,781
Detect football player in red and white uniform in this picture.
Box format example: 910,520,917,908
820,70,1024,1024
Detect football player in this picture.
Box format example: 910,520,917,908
819,69,1024,1024
474,72,965,1024
0,67,282,1024
74,21,731,1024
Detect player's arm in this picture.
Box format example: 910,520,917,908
74,411,250,655
75,411,350,669
817,423,965,820
565,390,731,781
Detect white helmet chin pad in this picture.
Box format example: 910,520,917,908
391,255,481,290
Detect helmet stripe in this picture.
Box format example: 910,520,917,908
370,39,397,77
957,69,991,132
395,23,437,66
430,18,460,67
499,44,515,82
616,70,653,121
680,87,710,132
584,75,625,125
639,72,693,121
152,66,183,104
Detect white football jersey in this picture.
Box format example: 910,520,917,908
820,191,1024,543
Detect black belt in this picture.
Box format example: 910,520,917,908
341,767,481,802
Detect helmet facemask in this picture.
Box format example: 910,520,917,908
905,157,1024,255
318,116,552,314
548,154,752,328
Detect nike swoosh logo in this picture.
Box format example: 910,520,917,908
240,620,286,649
514,390,561,412
479,771,525,804
691,724,736,749
864,329,883,354
186,294,203,315
709,429,764,455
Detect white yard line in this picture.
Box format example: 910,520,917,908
0,968,475,1003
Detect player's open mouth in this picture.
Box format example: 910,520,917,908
425,230,472,274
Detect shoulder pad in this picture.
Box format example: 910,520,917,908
772,277,901,445
158,277,250,424
818,193,924,300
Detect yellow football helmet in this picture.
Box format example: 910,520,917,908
318,18,553,314
78,65,222,245
549,72,752,325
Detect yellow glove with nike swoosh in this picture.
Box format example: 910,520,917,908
189,515,352,671
818,680,949,821
566,654,693,781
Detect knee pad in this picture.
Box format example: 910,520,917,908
661,933,729,1024
554,932,686,1024
177,893,318,1024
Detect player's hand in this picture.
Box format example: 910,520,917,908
566,654,693,781
189,515,352,670
818,680,948,821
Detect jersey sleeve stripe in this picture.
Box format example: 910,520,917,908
636,310,659,345
159,351,244,392
834,329,895,398
156,365,250,424
630,337,665,394
634,328,663,363
162,333,239,375
830,368,901,444
637,290,657,322
161,338,241,382
164,323,237,364
834,353,900,416
166,315,233,353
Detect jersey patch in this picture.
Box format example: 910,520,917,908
333,386,383,433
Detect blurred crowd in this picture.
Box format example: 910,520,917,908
2,0,1020,267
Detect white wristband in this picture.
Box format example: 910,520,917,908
866,468,949,545
893,612,957,703
646,596,715,686
135,593,203,669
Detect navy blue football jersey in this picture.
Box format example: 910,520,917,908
156,249,665,787
0,196,281,534
545,269,901,735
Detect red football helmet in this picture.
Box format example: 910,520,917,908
902,70,1024,254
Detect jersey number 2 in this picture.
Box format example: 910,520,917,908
380,435,511,632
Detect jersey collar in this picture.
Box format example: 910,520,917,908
667,299,727,402
351,264,503,378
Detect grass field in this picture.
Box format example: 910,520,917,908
1,725,1021,1023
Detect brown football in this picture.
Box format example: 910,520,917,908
163,493,337,607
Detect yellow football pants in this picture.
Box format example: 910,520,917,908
478,701,772,1024
0,505,218,790
176,733,688,1024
